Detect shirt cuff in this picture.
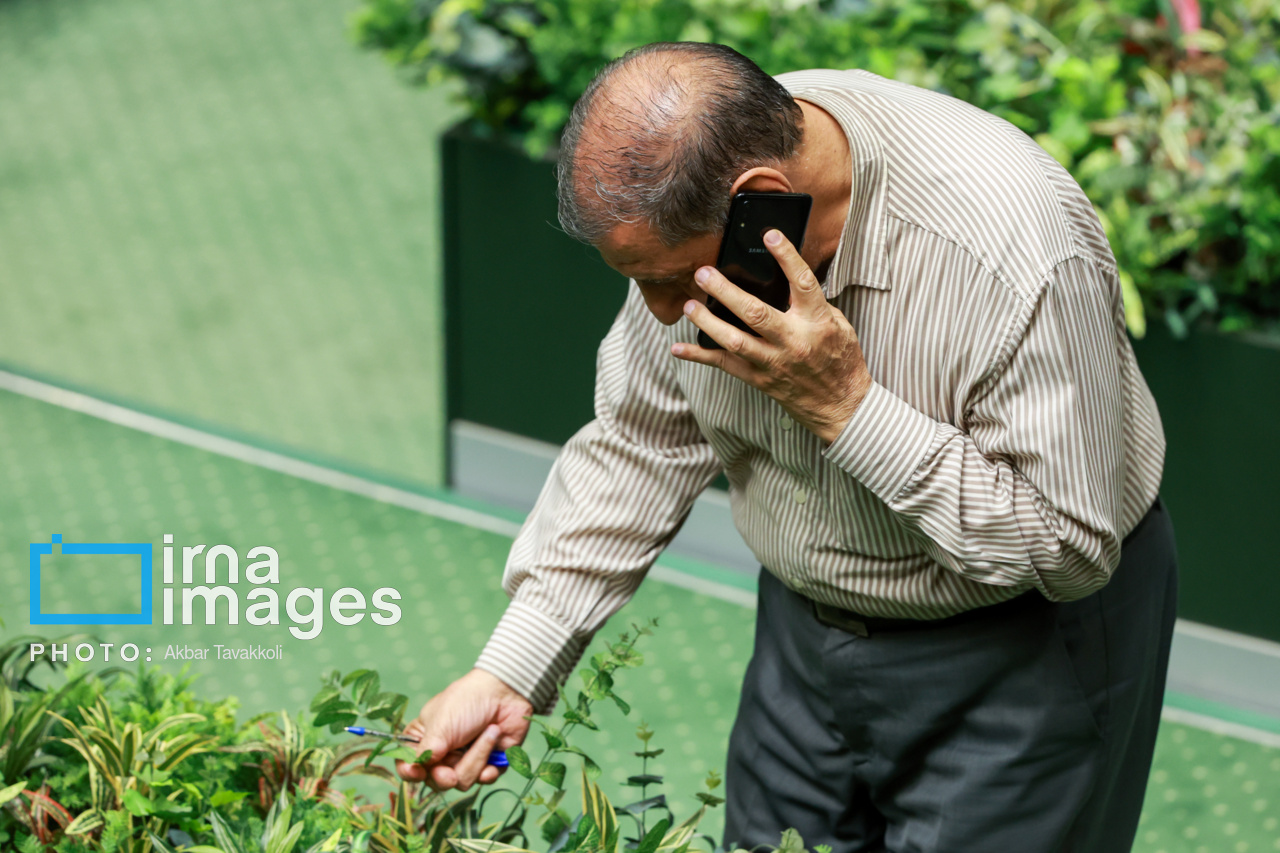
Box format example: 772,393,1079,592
823,380,939,503
475,600,588,715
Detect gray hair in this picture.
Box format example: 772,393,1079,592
556,42,805,247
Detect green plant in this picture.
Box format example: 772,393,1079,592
0,621,761,853
306,618,729,853
48,695,214,852
351,0,1280,337
0,635,105,791
224,712,394,812
146,792,343,853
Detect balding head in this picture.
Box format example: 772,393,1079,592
557,43,804,247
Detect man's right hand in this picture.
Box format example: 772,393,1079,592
395,668,535,791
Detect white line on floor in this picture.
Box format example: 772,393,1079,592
1161,707,1280,749
0,369,754,608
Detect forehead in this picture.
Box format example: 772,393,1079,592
596,223,720,280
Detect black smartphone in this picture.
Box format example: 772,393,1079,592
697,191,812,350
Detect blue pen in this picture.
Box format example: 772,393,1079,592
344,726,509,768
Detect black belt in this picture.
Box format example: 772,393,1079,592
811,589,1045,637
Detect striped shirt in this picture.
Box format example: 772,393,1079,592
476,69,1166,714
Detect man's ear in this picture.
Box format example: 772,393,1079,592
729,167,792,196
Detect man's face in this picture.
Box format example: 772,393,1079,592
597,221,722,325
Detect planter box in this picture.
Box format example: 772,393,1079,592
1131,326,1280,643
441,127,623,448
442,127,1280,644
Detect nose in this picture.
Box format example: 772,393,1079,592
639,280,705,326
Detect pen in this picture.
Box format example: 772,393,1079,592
344,726,509,768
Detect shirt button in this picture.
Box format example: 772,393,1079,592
793,488,809,504
780,415,794,431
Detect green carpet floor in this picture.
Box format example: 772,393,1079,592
0,0,458,488
2,386,1278,850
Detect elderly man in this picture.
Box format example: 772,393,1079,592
399,42,1179,853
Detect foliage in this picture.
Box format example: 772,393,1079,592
0,621,767,853
350,0,1280,337
223,712,394,812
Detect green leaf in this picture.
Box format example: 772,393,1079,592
365,691,407,721
210,790,250,808
609,693,631,716
381,745,423,763
624,774,663,787
1120,269,1146,338
137,766,172,786
507,745,533,778
363,737,393,767
635,818,671,853
633,749,664,759
147,831,179,853
580,770,620,853
341,668,374,687
306,829,345,853
537,761,567,789
151,799,193,820
309,686,341,712
564,708,598,730
122,788,153,816
448,841,539,853
0,782,26,807
777,828,806,853
580,668,614,701
313,702,359,730
542,729,565,750
349,671,381,706
65,809,105,836
694,793,725,807
540,809,571,845
559,745,601,780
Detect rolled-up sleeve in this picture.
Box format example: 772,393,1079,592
476,283,721,713
824,256,1146,602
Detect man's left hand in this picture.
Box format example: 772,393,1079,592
672,229,872,444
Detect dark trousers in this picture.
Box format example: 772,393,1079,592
723,499,1179,853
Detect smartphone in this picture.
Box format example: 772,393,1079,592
697,191,812,350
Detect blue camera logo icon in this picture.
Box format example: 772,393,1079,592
29,535,153,625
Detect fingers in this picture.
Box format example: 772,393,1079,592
395,757,428,783
670,339,761,389
690,267,783,346
763,230,826,315
395,718,446,784
430,725,504,791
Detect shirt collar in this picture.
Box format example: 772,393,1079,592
783,78,893,297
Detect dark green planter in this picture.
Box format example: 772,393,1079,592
443,127,1280,643
442,127,624,447
1131,326,1280,643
